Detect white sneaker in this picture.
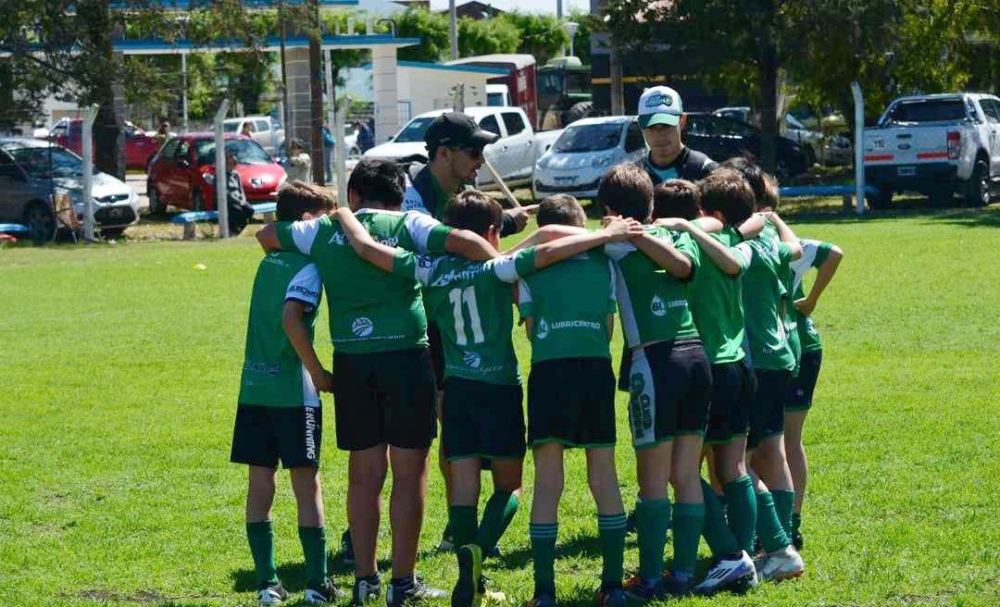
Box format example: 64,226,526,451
757,545,804,581
258,583,289,606
694,551,757,595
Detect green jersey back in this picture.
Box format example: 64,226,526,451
685,222,751,364
790,239,833,353
605,226,701,348
276,209,451,354
735,236,796,371
239,252,323,407
393,247,538,385
518,249,617,363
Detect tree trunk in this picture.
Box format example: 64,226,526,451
79,0,124,179
309,0,325,185
757,40,779,176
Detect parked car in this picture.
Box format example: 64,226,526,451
222,116,285,156
533,116,647,200
0,138,139,242
863,93,999,208
364,106,539,189
683,113,809,178
146,134,286,213
49,118,164,170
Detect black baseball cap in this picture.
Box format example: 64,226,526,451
424,112,500,150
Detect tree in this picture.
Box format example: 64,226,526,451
457,16,520,58
394,8,450,63
498,12,567,66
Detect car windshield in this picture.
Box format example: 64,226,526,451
393,117,436,143
552,123,623,153
195,139,272,165
487,93,505,106
6,146,95,179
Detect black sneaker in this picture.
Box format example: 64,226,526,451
305,579,346,605
257,582,289,606
386,576,447,607
353,575,382,606
341,528,356,565
451,545,481,607
437,523,455,552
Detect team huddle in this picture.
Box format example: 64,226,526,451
230,86,843,607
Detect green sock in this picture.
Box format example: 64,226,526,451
723,475,758,554
700,479,740,557
247,520,279,586
772,489,796,538
671,503,705,576
755,492,791,553
792,512,802,537
597,512,627,588
529,523,558,597
476,490,519,554
449,505,478,548
635,498,671,580
298,526,327,588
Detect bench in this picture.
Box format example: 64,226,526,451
170,202,277,239
778,184,878,212
0,223,29,234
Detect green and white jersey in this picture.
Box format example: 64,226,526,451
517,249,617,364
790,239,833,353
761,218,799,354
238,252,323,408
735,236,796,371
685,221,751,364
605,226,701,349
276,209,451,354
393,247,538,385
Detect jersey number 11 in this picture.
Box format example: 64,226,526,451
449,286,485,346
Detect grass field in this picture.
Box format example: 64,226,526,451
1,205,998,607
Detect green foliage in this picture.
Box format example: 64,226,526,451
458,16,520,58
394,8,450,63
498,12,568,66
567,9,594,66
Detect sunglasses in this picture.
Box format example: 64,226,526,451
451,147,483,160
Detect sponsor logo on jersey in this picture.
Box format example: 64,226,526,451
629,372,654,441
289,284,319,300
463,350,482,369
328,231,348,246
304,407,318,461
244,361,281,376
651,295,667,317
351,317,374,338
536,318,550,340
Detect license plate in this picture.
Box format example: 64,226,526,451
897,165,916,177
554,176,577,183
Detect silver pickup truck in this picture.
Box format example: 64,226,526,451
863,93,1000,208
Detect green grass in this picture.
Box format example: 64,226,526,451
1,206,998,606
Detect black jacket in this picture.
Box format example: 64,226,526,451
404,164,521,237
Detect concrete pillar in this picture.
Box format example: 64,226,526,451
372,46,400,145
285,47,312,147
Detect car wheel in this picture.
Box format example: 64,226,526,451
101,227,126,240
147,181,166,215
964,159,990,207
868,186,893,210
563,101,594,127
23,201,57,244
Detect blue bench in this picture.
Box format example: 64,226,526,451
0,223,29,234
170,203,277,239
779,184,877,211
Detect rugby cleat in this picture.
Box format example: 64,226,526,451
353,575,382,605
386,576,447,607
622,577,661,602
305,579,346,604
694,551,757,595
756,545,804,582
452,544,482,607
257,582,289,606
594,585,626,607
437,523,455,552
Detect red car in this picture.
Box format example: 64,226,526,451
50,118,163,170
146,134,286,213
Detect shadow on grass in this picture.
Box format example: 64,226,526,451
490,532,607,571
230,553,391,593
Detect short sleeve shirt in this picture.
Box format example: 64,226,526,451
685,222,751,364
605,226,701,349
790,239,833,353
735,236,796,371
393,247,538,385
275,209,451,354
238,252,323,407
517,249,617,364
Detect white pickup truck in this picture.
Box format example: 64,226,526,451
863,93,1000,208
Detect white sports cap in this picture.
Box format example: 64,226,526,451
638,86,684,128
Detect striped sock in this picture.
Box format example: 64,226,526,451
598,512,627,588
529,522,558,597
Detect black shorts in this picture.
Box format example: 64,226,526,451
786,350,823,412
230,405,322,468
627,339,712,449
705,359,757,445
747,368,791,450
427,322,445,390
528,357,616,448
442,377,525,462
332,348,437,451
